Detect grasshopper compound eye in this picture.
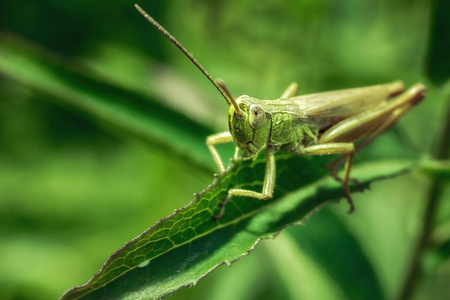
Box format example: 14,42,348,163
249,104,266,129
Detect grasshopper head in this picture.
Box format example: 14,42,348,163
228,95,271,157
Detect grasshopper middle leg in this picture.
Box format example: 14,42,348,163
280,82,299,98
214,148,276,220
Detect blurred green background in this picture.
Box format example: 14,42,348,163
0,0,449,299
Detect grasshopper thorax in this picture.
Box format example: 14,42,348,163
228,95,271,157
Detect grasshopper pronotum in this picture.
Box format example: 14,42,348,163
135,5,426,219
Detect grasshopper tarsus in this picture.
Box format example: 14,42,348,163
213,201,227,220
136,5,426,219
213,194,229,221
347,199,355,214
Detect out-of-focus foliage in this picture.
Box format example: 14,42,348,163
425,0,450,85
0,0,448,300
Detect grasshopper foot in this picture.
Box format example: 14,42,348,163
342,183,355,214
347,198,355,214
213,195,230,220
345,193,355,214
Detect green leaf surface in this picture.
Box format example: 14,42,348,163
0,33,214,172
286,209,384,300
60,154,413,300
263,232,348,300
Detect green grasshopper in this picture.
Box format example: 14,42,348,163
135,5,426,219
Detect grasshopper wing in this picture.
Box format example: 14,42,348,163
291,82,404,129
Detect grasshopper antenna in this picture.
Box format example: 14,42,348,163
135,4,244,116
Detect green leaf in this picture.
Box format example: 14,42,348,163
286,209,384,300
60,154,413,300
263,232,348,300
0,33,214,172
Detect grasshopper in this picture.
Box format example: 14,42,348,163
135,5,426,219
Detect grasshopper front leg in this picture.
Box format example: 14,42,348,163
214,148,276,220
206,131,234,173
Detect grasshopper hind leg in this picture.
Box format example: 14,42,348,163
315,83,426,212
299,143,356,213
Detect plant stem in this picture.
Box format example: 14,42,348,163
397,99,450,300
